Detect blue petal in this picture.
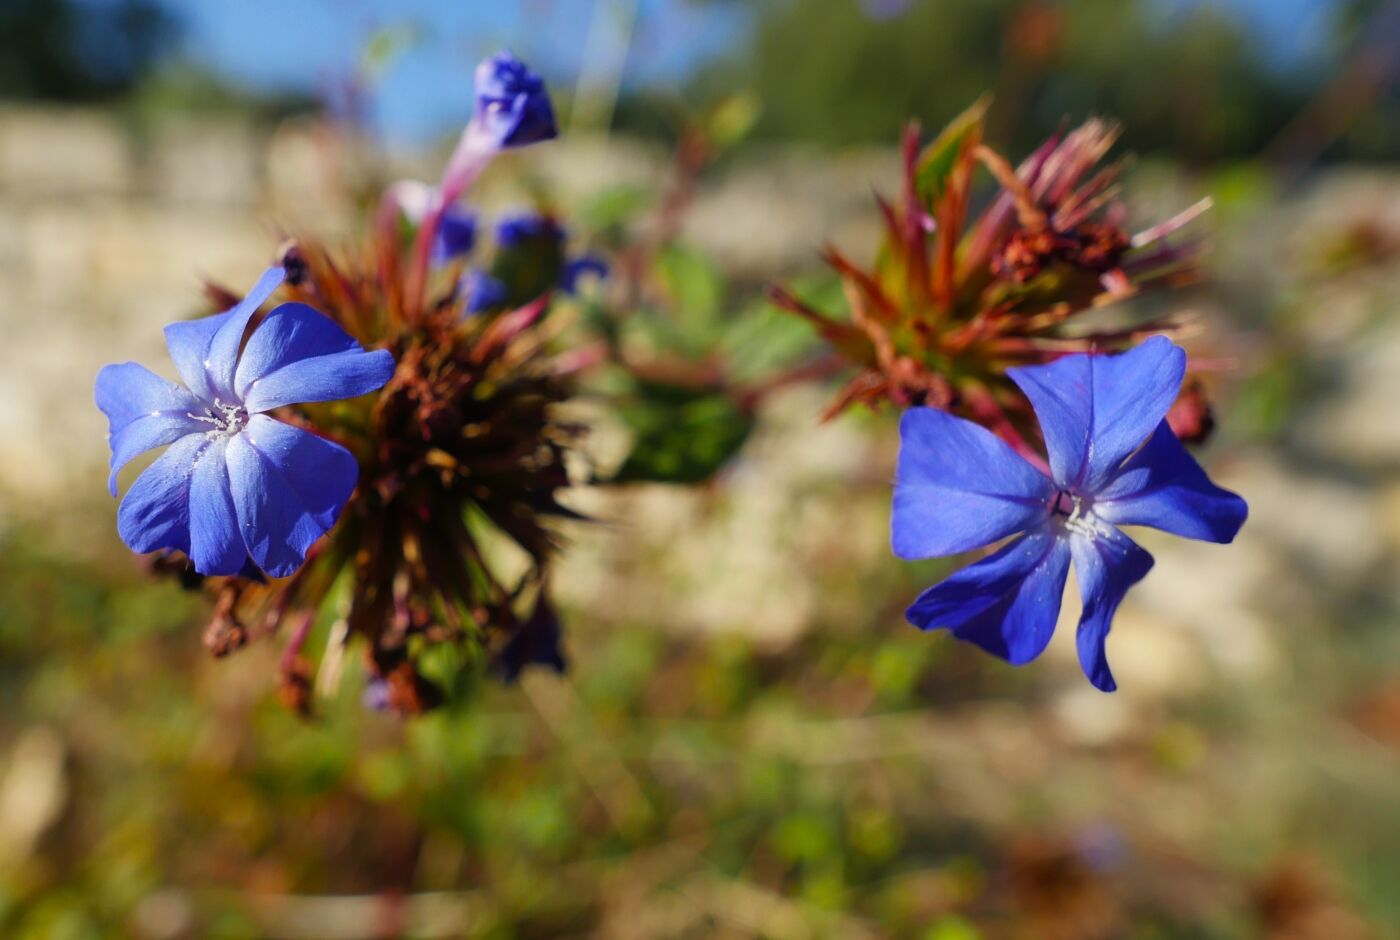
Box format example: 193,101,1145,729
164,266,284,402
95,362,205,496
1095,422,1248,543
495,213,563,248
462,270,508,313
1069,525,1154,692
893,407,1054,558
906,528,1072,666
234,303,395,412
116,433,209,556
1008,336,1185,492
225,415,358,578
163,317,226,403
187,437,246,576
432,207,478,263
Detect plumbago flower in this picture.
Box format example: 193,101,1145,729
96,51,581,715
96,267,394,578
893,337,1246,690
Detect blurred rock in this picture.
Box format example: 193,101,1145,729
0,727,68,870
0,107,133,197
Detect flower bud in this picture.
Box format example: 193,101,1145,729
473,51,557,150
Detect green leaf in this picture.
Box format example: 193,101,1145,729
575,184,654,232
914,96,990,207
360,23,423,82
706,92,762,150
653,244,727,354
611,385,754,484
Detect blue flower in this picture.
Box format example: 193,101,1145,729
432,205,478,263
474,51,557,149
561,255,609,294
461,269,509,313
495,212,564,249
95,266,396,579
892,337,1247,691
492,212,608,297
389,180,477,264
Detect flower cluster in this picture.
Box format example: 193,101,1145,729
774,103,1247,688
95,64,1249,702
97,52,581,713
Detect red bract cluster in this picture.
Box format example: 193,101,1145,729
771,101,1211,460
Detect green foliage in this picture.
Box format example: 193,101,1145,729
652,244,728,356
915,96,989,206
610,381,755,484
0,0,176,102
683,0,1385,163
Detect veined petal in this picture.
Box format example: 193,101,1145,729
106,415,205,497
95,362,205,495
164,266,284,402
235,303,395,412
1069,525,1154,692
1096,423,1247,543
892,407,1054,559
187,437,246,576
1008,336,1185,492
906,529,1072,666
163,316,227,403
225,415,358,578
116,433,208,556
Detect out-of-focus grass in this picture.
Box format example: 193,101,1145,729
1,487,1397,940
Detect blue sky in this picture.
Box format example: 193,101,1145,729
138,0,1335,145
148,0,748,145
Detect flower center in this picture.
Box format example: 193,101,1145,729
1051,489,1104,540
190,399,249,437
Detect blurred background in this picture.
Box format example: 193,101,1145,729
2,0,1400,936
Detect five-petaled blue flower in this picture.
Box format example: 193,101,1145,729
95,266,396,579
892,337,1247,691
474,51,557,149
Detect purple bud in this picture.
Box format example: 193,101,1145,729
461,269,509,313
495,213,564,249
474,51,557,150
432,207,478,263
494,597,567,682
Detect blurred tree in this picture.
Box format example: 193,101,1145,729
672,0,1393,165
0,0,178,101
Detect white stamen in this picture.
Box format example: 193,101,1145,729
188,398,248,438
